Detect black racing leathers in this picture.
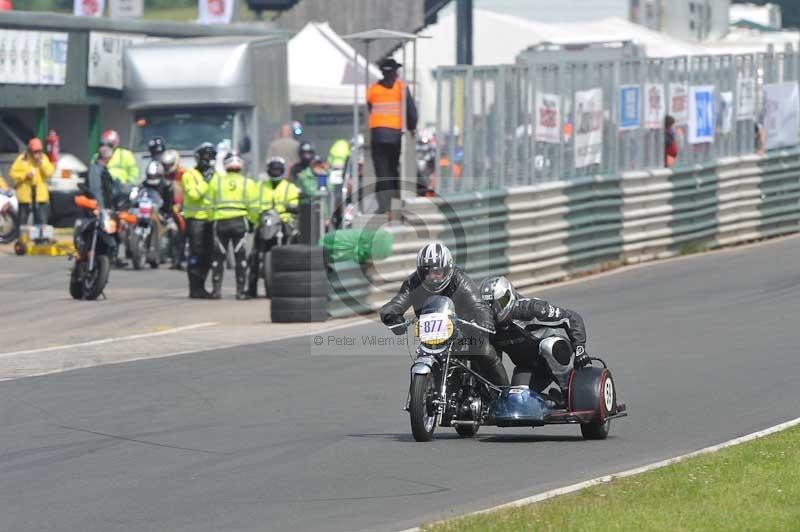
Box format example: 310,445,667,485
492,296,587,391
380,267,509,386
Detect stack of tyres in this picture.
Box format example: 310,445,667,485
270,245,329,322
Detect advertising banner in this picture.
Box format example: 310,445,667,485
689,85,715,144
644,83,666,129
535,92,560,143
619,85,641,130
575,88,604,168
763,82,800,150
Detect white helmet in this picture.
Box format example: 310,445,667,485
479,276,517,323
224,150,243,172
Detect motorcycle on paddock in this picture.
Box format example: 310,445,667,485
70,195,116,300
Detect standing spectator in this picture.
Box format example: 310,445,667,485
94,130,139,190
9,138,54,225
367,58,418,214
267,123,301,171
290,141,315,181
664,115,678,168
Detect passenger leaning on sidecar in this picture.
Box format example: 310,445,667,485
380,243,510,387
479,276,589,406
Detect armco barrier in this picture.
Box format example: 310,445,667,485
327,149,800,318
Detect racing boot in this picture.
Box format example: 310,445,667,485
235,280,251,301
188,267,210,299
209,259,223,300
481,356,510,387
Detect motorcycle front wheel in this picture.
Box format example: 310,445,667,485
82,255,110,300
69,262,83,300
0,211,18,244
409,373,437,442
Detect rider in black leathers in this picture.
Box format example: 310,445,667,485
480,275,589,404
380,243,510,386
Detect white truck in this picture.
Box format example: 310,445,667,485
124,35,290,177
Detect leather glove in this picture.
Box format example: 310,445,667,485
384,316,407,336
574,345,591,369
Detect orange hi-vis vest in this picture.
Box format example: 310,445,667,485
367,81,405,130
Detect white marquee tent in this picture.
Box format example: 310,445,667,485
288,21,381,106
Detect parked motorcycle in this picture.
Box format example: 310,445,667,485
253,209,298,298
70,195,115,300
0,187,19,244
127,186,163,270
404,295,627,442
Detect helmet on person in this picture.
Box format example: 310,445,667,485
266,156,286,181
416,243,454,294
144,160,164,187
223,150,243,172
194,142,217,170
161,149,181,176
298,141,315,165
100,130,120,149
291,120,303,139
479,276,517,324
148,136,166,159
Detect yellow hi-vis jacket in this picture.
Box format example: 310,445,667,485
181,167,212,221
92,148,139,185
248,179,299,225
208,170,257,222
9,152,55,204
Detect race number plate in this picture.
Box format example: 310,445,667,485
418,312,452,343
138,200,153,218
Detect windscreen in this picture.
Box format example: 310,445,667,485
132,109,236,152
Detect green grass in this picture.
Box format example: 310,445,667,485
424,424,800,532
678,241,707,256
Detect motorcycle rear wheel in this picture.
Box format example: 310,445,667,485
410,373,437,442
130,233,146,270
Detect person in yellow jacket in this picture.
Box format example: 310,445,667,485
181,142,217,299
9,137,55,225
93,130,139,188
245,157,300,297
207,151,257,300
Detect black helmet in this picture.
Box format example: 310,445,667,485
148,136,166,158
267,156,286,180
479,276,517,324
144,160,164,187
194,142,217,170
416,243,454,294
298,141,315,164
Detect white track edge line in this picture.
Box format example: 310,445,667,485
398,416,800,532
0,322,218,358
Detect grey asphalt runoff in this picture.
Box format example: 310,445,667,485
2,236,800,532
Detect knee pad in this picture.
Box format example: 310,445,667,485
189,255,199,266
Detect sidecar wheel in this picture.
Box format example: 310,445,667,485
410,373,437,442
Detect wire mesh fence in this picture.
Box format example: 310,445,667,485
433,51,800,195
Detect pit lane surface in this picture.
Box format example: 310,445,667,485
2,237,800,532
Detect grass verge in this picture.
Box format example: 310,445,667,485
424,424,800,532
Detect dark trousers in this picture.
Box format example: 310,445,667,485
18,202,49,226
186,218,213,295
372,141,402,214
212,216,248,293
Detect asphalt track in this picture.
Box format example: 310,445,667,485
2,236,800,532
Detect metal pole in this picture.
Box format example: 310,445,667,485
352,44,360,213
456,0,473,65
